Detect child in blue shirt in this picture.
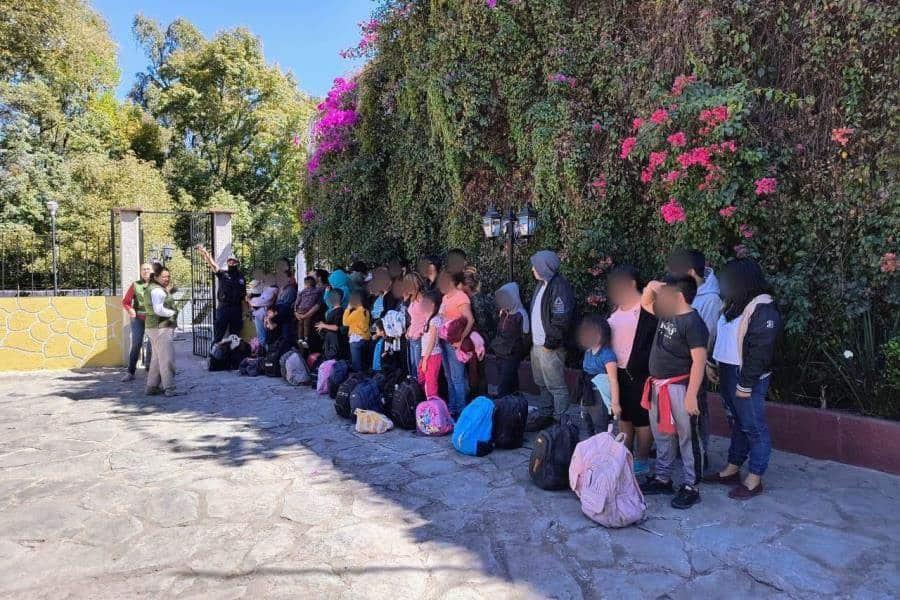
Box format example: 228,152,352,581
577,314,621,436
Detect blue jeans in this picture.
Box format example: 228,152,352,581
350,341,368,372
408,338,422,376
440,339,468,416
254,314,267,347
127,317,147,375
719,363,772,476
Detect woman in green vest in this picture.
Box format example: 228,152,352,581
121,263,154,382
145,268,179,396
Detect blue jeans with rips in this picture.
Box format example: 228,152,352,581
719,363,772,476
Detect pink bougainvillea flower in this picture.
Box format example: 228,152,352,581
620,136,637,159
830,127,854,146
592,122,602,132
663,170,681,184
648,151,668,171
632,117,645,131
698,105,729,135
640,168,653,183
486,0,498,7
719,205,737,218
660,197,686,224
649,108,669,125
291,133,302,147
676,146,713,170
671,74,697,96
754,177,777,196
586,294,606,307
667,131,687,147
739,224,755,239
587,256,613,276
591,175,607,198
717,140,737,153
301,208,316,223
881,252,897,273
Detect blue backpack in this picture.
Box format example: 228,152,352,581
328,360,351,399
349,378,382,420
452,396,495,456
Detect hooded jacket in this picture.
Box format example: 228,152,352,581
693,267,723,339
529,251,576,351
492,282,530,359
328,270,352,309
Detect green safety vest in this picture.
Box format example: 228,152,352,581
132,280,148,317
144,282,178,329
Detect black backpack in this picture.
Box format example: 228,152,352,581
208,344,229,372
390,377,424,430
349,377,383,420
374,368,405,411
529,416,579,490
239,356,264,377
491,394,529,449
264,338,294,377
328,360,351,399
227,341,251,370
335,373,366,419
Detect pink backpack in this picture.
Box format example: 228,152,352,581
568,430,646,528
416,396,454,436
316,360,336,395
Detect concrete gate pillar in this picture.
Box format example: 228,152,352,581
116,208,142,366
210,209,235,268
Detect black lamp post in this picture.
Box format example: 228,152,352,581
46,200,59,295
162,243,174,265
482,202,538,281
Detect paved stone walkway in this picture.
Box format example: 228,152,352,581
1,337,899,599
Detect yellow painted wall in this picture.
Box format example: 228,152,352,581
0,297,124,371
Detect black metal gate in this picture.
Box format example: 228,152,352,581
190,213,215,357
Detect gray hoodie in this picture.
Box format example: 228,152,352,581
530,250,561,281
495,282,530,334
693,267,723,338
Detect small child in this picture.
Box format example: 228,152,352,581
315,288,346,361
417,290,443,397
372,319,386,372
639,275,709,510
263,306,279,347
343,290,371,372
490,282,529,397
294,275,323,348
577,313,620,436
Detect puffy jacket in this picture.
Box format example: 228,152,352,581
736,299,781,394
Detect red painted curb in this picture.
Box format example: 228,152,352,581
483,356,900,476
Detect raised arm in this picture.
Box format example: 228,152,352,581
195,245,220,272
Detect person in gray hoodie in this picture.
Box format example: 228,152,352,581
667,249,723,478
491,282,531,397
526,250,576,431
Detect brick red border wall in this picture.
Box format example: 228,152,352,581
483,357,900,476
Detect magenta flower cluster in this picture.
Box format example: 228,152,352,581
308,78,359,175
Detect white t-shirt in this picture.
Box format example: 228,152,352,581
531,283,547,347
422,316,444,358
712,314,742,365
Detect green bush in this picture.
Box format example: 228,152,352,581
302,0,899,418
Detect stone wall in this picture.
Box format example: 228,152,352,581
0,297,124,371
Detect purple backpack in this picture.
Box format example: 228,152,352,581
568,429,646,528
317,360,336,395
415,396,454,436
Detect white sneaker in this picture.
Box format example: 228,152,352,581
121,373,135,382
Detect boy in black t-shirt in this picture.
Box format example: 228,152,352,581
639,275,709,509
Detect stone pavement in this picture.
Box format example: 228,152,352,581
1,337,898,599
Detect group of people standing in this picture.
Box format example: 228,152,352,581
120,242,781,511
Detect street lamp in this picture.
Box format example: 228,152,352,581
46,200,59,295
162,243,174,265
482,202,538,282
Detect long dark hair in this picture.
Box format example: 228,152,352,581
721,258,773,321
421,290,443,332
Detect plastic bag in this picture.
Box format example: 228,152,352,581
354,409,394,434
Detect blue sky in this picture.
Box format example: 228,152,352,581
92,0,375,99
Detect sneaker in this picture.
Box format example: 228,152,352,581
121,373,135,382
525,413,554,432
640,477,674,495
671,485,701,509
633,459,650,476
145,387,162,396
